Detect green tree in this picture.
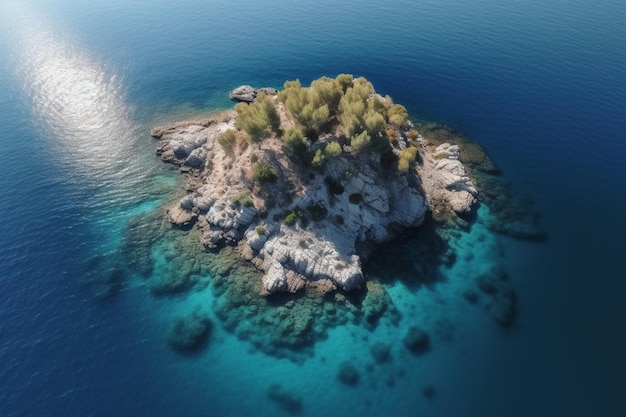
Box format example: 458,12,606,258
235,92,280,144
351,131,371,152
364,110,386,138
335,74,354,93
388,104,409,127
310,76,343,114
253,163,278,184
282,127,308,161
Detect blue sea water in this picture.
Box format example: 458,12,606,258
1,0,625,416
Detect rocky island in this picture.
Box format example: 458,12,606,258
150,74,478,296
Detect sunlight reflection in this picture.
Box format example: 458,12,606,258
0,1,141,177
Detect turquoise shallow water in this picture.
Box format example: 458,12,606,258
1,0,625,416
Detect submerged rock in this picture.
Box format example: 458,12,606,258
473,266,517,327
167,307,212,353
337,361,360,386
403,325,431,354
369,342,392,364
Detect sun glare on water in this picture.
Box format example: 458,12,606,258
0,1,142,180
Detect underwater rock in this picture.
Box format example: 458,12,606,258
337,361,360,386
403,325,431,354
474,266,517,327
369,342,392,364
267,384,303,414
167,307,212,353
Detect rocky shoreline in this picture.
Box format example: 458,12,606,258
150,76,479,296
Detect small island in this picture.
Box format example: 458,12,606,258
150,74,478,296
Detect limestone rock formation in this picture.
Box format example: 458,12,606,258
151,79,479,295
417,142,478,221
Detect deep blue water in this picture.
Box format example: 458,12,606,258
1,0,625,416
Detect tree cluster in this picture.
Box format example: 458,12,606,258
235,91,280,144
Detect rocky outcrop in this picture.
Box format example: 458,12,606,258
151,96,478,295
229,85,278,103
417,142,478,221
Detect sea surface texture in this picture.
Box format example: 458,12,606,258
1,0,625,416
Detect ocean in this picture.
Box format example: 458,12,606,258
0,0,625,416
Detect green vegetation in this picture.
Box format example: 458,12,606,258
311,149,326,169
284,212,298,226
398,158,410,172
232,191,254,207
388,104,409,127
253,163,278,184
282,127,308,161
226,74,421,186
235,91,280,144
255,225,266,235
398,146,419,172
284,207,306,227
278,79,334,136
324,141,342,158
218,129,238,156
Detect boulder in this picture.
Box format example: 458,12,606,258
229,85,256,102
167,308,212,353
403,325,431,354
337,361,360,386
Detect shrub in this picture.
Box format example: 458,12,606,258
324,141,342,158
282,127,308,160
253,163,277,184
364,110,386,138
388,104,409,127
232,191,254,207
350,131,371,152
279,79,330,134
311,149,326,169
255,225,266,235
284,212,298,226
310,76,343,114
250,153,258,163
235,92,280,144
398,157,410,172
399,146,419,163
335,74,354,93
217,129,237,156
407,129,420,140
